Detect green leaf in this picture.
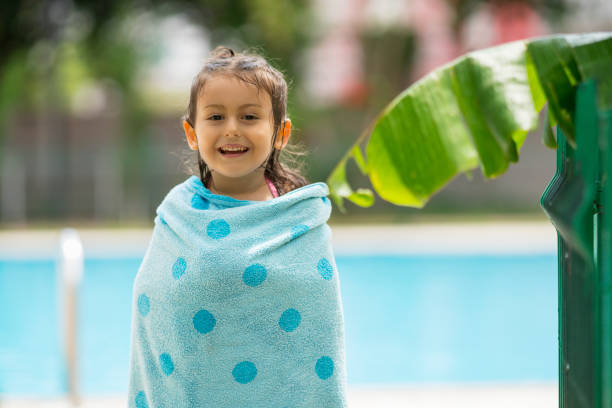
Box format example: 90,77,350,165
366,67,478,207
451,41,538,175
351,143,368,174
364,40,536,207
566,33,612,110
526,49,547,113
526,36,581,146
327,159,375,214
542,113,558,149
327,32,612,210
327,127,374,213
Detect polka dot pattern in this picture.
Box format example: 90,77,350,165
207,219,230,239
191,194,210,210
279,308,301,332
290,224,309,240
315,356,334,380
136,216,341,401
243,264,267,287
317,257,334,280
193,309,216,334
159,353,174,376
172,257,187,280
135,391,149,408
232,361,257,384
137,294,150,317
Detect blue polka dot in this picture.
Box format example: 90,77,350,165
243,264,267,287
191,193,210,210
279,308,301,332
290,224,309,240
317,258,333,280
193,309,216,334
322,197,328,203
135,391,149,408
172,257,187,280
315,356,334,380
137,294,150,316
232,361,257,384
207,219,230,239
159,353,174,376
191,194,210,210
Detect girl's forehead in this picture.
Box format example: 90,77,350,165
198,75,271,108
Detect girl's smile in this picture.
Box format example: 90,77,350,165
218,143,250,157
219,148,249,158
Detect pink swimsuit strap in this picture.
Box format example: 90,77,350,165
265,177,279,198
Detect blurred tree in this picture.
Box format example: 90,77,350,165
0,0,312,118
0,0,314,221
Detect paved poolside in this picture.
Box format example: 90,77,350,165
1,383,558,407
0,220,557,258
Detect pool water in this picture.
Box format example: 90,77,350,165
0,254,557,397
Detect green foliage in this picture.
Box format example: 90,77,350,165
0,0,315,219
327,32,612,213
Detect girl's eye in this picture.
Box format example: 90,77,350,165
207,114,257,120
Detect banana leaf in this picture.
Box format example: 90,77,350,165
327,32,612,212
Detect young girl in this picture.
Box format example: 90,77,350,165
127,46,348,407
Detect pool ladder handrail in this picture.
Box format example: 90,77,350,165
58,228,83,407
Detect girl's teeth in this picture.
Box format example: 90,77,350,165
221,148,248,154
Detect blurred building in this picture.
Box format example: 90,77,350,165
303,0,555,106
460,2,549,52
303,0,459,106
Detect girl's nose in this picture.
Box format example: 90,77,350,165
224,116,239,136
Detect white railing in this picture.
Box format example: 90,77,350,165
57,228,83,407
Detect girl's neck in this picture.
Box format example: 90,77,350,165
207,172,273,201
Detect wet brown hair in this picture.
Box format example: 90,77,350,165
181,46,309,195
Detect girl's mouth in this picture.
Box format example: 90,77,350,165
218,147,249,157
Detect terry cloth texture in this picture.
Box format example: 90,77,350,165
127,175,348,408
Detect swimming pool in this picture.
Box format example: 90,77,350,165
0,228,557,398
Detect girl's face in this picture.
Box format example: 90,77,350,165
183,75,290,190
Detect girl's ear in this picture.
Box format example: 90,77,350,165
274,119,291,150
183,120,198,151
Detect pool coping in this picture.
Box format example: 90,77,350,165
0,221,557,259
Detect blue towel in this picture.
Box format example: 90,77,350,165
128,176,348,407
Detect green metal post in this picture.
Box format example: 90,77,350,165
600,105,612,408
541,79,612,407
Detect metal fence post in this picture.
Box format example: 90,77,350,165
541,79,612,408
